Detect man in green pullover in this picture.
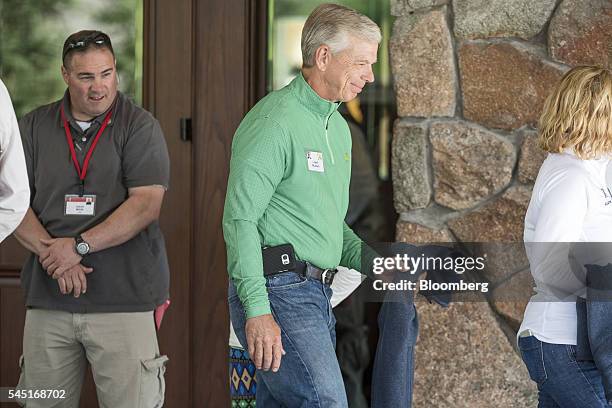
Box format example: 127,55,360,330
224,4,380,406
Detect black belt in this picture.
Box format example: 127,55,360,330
264,260,337,285
295,261,337,285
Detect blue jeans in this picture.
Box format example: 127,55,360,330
228,272,348,408
371,282,418,408
577,263,612,403
519,335,612,407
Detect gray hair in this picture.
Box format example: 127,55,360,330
301,3,381,68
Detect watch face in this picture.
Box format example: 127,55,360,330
77,242,89,255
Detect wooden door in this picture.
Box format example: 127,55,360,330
144,0,193,406
0,0,194,405
190,1,266,406
0,1,265,407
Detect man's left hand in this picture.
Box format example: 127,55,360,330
39,237,82,278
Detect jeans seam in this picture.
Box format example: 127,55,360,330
564,345,575,363
269,303,322,408
539,340,548,385
565,346,607,404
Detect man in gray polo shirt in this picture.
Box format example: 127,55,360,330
13,30,170,407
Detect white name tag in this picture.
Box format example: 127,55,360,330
307,151,324,173
64,194,96,216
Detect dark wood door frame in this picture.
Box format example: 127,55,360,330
143,0,195,406
191,0,267,405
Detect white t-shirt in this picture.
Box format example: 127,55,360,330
0,79,29,242
76,120,92,132
229,266,364,348
520,150,612,345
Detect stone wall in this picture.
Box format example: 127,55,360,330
390,0,612,406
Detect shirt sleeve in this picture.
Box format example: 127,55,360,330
223,117,288,318
339,221,381,279
340,222,362,271
530,167,589,299
0,80,30,242
122,114,170,190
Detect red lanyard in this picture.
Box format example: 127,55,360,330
60,105,113,195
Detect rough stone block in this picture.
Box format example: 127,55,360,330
391,8,457,117
453,0,556,40
396,220,453,243
391,0,447,15
549,0,612,68
393,121,432,211
413,301,538,407
447,185,532,242
459,42,566,130
518,130,547,184
430,121,516,210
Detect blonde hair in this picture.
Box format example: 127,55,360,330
539,66,612,159
301,3,381,68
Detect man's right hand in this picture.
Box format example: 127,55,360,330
245,313,285,372
56,264,93,298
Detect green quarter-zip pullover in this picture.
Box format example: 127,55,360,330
223,73,364,318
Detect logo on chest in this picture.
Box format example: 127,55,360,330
306,151,324,173
601,187,612,206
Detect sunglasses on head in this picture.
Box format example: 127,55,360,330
63,33,110,61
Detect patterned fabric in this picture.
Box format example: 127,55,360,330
229,347,257,407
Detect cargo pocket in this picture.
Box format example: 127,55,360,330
139,355,169,408
15,355,26,407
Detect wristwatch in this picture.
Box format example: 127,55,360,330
75,235,91,256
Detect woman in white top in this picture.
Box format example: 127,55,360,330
519,66,612,407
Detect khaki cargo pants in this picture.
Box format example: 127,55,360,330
16,309,168,408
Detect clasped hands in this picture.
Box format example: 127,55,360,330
39,237,92,298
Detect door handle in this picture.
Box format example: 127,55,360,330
180,118,192,142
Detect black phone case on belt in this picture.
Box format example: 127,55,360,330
262,244,296,275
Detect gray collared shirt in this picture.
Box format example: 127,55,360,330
19,91,171,313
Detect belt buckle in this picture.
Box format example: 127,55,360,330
321,268,335,285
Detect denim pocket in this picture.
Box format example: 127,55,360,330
519,336,547,385
266,272,308,291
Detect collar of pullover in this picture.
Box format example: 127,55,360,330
292,72,341,119
562,148,611,165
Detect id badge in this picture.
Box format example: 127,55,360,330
306,151,324,173
64,194,96,216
